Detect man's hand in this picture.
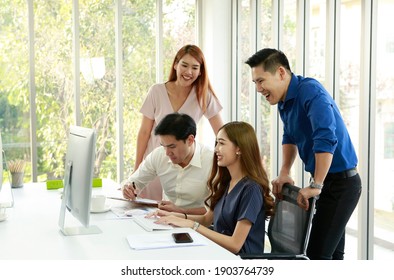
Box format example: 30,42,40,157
297,187,321,210
158,200,182,212
271,175,294,199
121,181,138,200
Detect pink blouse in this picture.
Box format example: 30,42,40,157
140,83,223,157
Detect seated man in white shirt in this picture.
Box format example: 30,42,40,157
122,113,213,215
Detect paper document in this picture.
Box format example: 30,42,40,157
133,215,174,232
133,198,159,207
126,231,208,250
110,206,151,219
107,196,159,207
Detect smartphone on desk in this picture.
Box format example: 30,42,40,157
172,232,193,243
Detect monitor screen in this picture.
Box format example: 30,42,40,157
58,125,101,235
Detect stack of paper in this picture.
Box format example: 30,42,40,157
126,231,208,250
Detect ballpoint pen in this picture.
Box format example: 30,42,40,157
132,182,137,197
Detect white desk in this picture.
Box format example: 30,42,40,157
0,180,239,260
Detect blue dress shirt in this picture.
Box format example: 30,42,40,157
278,74,358,173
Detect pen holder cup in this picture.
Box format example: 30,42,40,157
11,172,24,188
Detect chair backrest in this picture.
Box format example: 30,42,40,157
267,183,316,256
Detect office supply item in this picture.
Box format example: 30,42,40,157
110,206,150,218
125,208,149,216
172,232,193,243
46,179,64,190
240,183,317,260
47,178,102,190
10,170,24,188
58,125,101,235
7,159,26,188
126,230,207,250
107,196,159,207
92,178,102,188
7,159,26,173
133,215,174,231
131,182,138,197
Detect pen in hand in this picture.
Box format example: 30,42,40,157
121,180,138,200
132,182,138,198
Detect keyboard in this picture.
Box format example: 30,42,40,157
133,215,174,232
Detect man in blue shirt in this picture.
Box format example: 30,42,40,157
245,48,362,260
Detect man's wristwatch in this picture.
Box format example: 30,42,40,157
309,180,323,189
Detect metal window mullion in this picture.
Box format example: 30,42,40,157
358,0,376,261
296,0,306,187
115,0,124,183
195,0,202,46
250,0,258,127
156,0,163,83
325,0,336,95
232,0,240,121
72,0,81,126
274,0,282,49
296,0,305,76
27,0,38,182
254,0,262,145
272,0,283,177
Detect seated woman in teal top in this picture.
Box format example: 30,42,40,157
150,121,274,254
213,177,267,253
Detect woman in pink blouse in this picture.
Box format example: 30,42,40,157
134,45,223,200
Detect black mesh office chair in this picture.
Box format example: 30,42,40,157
241,183,317,260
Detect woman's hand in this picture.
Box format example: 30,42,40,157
145,209,171,218
155,215,194,228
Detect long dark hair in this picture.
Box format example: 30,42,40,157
205,121,274,218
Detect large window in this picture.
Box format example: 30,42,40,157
0,0,30,183
233,0,394,260
307,0,326,84
373,0,394,259
0,0,196,184
338,0,361,259
232,0,275,178
2,0,393,260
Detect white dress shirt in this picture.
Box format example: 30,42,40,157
128,142,213,209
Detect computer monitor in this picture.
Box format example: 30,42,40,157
58,125,101,235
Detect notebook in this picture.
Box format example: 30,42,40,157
133,215,174,232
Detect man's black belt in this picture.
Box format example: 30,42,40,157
327,167,358,179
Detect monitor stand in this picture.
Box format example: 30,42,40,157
60,225,102,236
58,161,102,236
